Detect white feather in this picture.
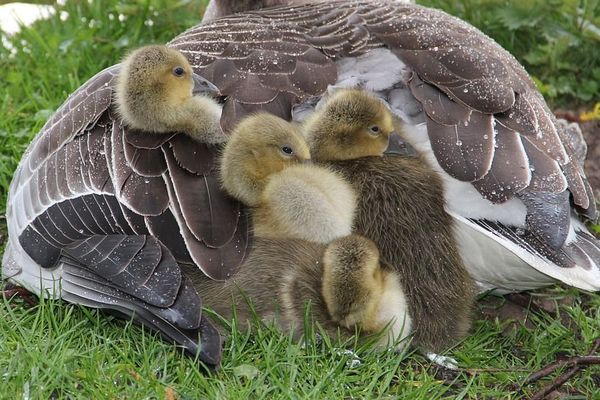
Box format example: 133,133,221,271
451,211,600,292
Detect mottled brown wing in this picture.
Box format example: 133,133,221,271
8,64,235,368
168,0,595,239
12,64,251,281
161,142,252,281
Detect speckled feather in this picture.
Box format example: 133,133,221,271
169,0,595,220
3,64,250,367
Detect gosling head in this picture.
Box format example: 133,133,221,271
220,113,311,206
304,89,396,161
115,45,225,143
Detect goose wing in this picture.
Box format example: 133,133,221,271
168,0,598,289
170,0,595,217
5,64,251,365
8,66,250,282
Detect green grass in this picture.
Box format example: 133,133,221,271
1,1,599,398
418,0,600,108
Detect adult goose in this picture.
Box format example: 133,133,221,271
2,0,599,366
167,0,600,292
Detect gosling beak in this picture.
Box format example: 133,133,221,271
384,132,417,156
192,73,220,96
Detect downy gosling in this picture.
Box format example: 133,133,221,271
115,44,226,143
304,88,476,353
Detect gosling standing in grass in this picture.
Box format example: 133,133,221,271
115,44,226,143
190,113,413,348
304,89,476,353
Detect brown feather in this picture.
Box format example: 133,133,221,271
328,156,475,352
110,121,169,216
521,138,567,193
163,149,251,280
164,147,240,248
170,134,217,175
472,125,530,203
425,111,495,182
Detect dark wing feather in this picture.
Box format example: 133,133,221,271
124,129,176,149
162,147,251,280
110,121,169,216
472,125,530,203
20,65,119,187
123,136,168,177
170,134,217,175
410,75,495,181
61,264,220,367
221,92,297,133
145,209,193,264
518,191,571,249
64,235,182,308
169,0,596,222
520,138,567,193
165,142,240,248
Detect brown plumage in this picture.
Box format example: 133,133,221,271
201,0,313,23
115,45,225,143
306,89,476,352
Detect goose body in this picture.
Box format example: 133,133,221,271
167,0,599,292
3,0,600,368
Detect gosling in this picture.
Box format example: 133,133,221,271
219,113,355,243
304,88,476,353
115,44,226,143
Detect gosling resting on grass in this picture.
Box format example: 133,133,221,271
190,234,412,349
115,45,226,143
194,112,412,348
305,88,476,353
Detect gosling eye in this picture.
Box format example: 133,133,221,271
172,66,185,77
368,125,380,136
280,145,294,156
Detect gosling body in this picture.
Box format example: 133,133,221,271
115,45,225,143
306,89,476,352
